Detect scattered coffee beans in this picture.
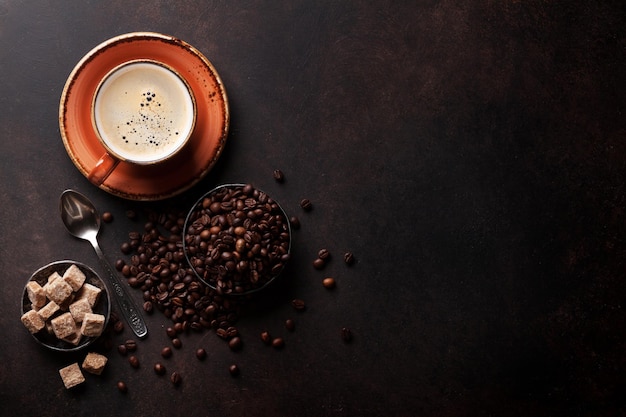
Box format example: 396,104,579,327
170,372,182,386
125,339,137,352
228,336,242,351
341,327,352,343
196,348,207,360
161,347,173,358
102,212,113,223
115,259,125,271
143,300,154,314
313,258,326,270
289,216,300,230
273,169,285,183
299,198,312,211
125,210,138,220
184,184,291,295
285,319,295,332
272,337,285,349
120,242,132,255
172,338,182,349
154,363,166,375
113,321,124,333
117,207,244,348
117,344,127,356
291,299,306,311
128,355,140,368
166,327,177,338
344,252,355,265
113,181,356,388
117,381,128,393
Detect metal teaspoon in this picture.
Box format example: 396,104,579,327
59,189,148,339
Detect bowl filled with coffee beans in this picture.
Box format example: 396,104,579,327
20,260,111,352
183,183,291,296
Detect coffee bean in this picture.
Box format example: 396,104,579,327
291,299,306,311
170,372,182,386
272,337,285,349
229,364,240,376
323,277,336,289
125,210,137,220
227,327,239,338
117,381,128,393
273,169,285,183
113,320,124,333
343,252,355,265
161,346,173,358
117,344,127,356
102,212,113,223
120,242,132,254
143,300,154,314
124,339,137,352
260,331,271,345
216,328,228,340
228,336,242,351
129,355,140,368
289,216,301,230
285,319,295,332
114,259,125,271
313,258,325,269
166,327,177,338
196,348,207,360
154,363,166,375
341,327,352,343
318,248,330,260
299,198,312,211
172,338,182,349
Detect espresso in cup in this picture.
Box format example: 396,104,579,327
92,60,196,165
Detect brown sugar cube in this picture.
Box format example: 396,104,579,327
48,271,62,283
37,300,60,321
59,363,85,389
62,330,82,346
21,309,45,334
63,264,86,291
26,281,47,309
69,298,92,323
42,272,61,297
82,352,108,375
80,313,105,337
45,278,73,306
51,312,78,340
58,294,76,311
75,283,101,308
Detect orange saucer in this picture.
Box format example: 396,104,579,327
59,32,229,200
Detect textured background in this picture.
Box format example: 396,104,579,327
0,1,624,416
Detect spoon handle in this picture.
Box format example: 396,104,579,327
91,240,148,339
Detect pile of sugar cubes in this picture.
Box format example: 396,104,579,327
21,263,106,345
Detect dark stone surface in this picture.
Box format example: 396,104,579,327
0,1,624,416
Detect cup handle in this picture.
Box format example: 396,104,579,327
87,153,120,186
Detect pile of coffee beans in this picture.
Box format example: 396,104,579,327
108,176,355,392
183,184,291,295
115,209,243,338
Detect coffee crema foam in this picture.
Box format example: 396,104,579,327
93,61,195,163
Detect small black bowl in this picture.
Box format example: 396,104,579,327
183,184,291,296
21,260,111,352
